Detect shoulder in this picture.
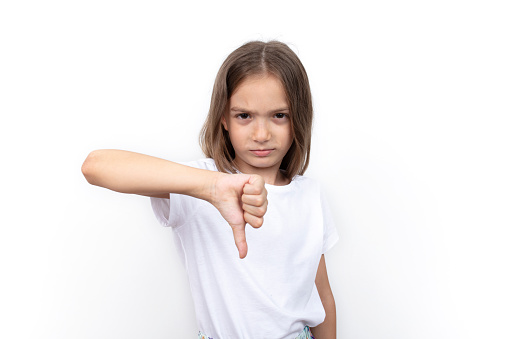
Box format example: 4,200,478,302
267,175,321,198
289,174,321,191
287,175,330,203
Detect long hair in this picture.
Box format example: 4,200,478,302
199,40,313,179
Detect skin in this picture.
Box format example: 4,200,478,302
81,73,336,338
222,73,293,186
224,73,337,338
81,150,265,259
312,255,337,338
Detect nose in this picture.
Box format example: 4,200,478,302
253,120,271,143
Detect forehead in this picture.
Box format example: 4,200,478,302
229,74,288,110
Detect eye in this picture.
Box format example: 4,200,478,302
274,113,288,119
236,113,250,120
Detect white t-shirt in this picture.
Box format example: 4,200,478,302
150,159,339,339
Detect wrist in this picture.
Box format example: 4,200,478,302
189,170,223,204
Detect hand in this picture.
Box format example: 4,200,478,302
210,173,267,259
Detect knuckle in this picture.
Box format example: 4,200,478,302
255,196,264,206
250,220,259,228
255,210,263,217
257,175,265,185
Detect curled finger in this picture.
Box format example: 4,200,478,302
244,212,264,229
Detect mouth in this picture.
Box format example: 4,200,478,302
250,149,274,157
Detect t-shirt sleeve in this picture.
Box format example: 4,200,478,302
320,188,339,253
150,195,171,227
150,193,186,228
149,159,216,228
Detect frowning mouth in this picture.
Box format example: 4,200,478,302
250,149,274,157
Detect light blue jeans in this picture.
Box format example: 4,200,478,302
198,325,315,339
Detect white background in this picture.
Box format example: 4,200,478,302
1,0,508,338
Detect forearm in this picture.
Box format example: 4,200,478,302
312,254,337,338
81,149,219,201
311,293,336,338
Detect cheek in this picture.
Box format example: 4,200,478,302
281,125,293,143
227,127,245,146
229,122,250,137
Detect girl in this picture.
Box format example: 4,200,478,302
82,40,338,339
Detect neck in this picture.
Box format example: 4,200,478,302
233,160,290,186
264,170,290,186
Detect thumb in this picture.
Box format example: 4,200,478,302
231,223,248,259
248,173,265,187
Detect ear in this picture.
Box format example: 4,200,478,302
221,115,228,131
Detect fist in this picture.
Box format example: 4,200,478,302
211,173,268,259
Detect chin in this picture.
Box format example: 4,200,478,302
249,159,281,169
237,157,271,168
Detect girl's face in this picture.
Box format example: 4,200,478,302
222,73,292,184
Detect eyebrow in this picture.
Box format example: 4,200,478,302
230,106,290,114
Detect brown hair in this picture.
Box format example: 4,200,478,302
199,40,313,179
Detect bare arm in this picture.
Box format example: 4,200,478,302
81,149,267,258
311,254,337,339
81,149,217,200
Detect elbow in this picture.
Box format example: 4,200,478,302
81,150,102,185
